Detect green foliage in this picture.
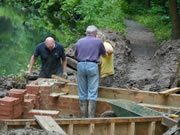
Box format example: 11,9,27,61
0,6,50,76
126,2,172,43
5,0,126,43
76,0,125,33
136,14,171,43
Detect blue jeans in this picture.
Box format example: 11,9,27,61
77,62,99,101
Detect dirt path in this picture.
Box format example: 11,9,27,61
125,19,158,90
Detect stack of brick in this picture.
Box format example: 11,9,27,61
0,96,22,119
26,85,40,108
7,89,26,103
22,84,40,118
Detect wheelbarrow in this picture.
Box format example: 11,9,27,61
102,99,162,117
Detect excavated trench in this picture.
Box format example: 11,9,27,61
0,19,180,134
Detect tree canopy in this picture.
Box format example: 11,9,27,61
0,0,180,75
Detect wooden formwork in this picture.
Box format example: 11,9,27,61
1,116,166,135
52,82,180,111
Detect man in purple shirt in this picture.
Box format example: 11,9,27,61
74,25,106,118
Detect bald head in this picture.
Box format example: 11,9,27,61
45,37,55,51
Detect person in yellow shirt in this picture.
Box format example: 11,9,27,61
97,31,115,87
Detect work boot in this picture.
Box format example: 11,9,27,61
88,100,97,118
79,100,88,118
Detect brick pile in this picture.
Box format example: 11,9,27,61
0,89,26,119
0,78,112,119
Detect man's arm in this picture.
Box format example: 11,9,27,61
62,58,67,73
106,44,114,55
28,55,36,72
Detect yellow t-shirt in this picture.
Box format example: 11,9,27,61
100,41,115,78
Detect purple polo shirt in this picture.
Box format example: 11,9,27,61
74,35,106,63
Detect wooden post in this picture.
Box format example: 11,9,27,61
128,122,135,135
68,123,73,135
108,122,115,135
89,123,95,135
148,121,155,135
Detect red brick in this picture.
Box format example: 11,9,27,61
0,115,13,119
49,97,59,104
58,105,70,110
62,101,69,105
0,105,13,111
7,92,24,102
23,99,34,112
40,86,51,94
0,96,20,106
34,104,40,109
22,113,33,119
24,94,38,105
60,97,72,102
26,85,40,95
24,99,33,106
71,106,80,111
70,102,79,106
72,98,79,102
73,112,80,117
0,110,12,115
48,104,58,110
9,89,27,95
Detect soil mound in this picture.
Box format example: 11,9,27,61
152,40,180,91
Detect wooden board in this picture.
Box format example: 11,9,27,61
66,56,78,70
159,87,180,96
51,75,70,83
52,83,180,108
34,115,67,135
50,92,67,97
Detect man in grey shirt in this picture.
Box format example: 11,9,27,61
74,25,106,118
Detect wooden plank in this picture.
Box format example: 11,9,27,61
50,92,67,97
128,122,135,135
34,115,67,135
3,117,163,126
159,87,180,96
55,83,180,108
108,122,115,135
68,124,73,135
66,56,78,70
52,75,70,83
89,123,95,135
148,121,155,135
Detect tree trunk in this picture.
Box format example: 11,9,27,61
146,0,151,8
168,0,180,39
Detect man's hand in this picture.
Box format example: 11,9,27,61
63,72,68,79
24,71,31,77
